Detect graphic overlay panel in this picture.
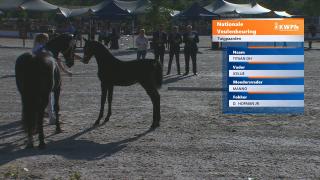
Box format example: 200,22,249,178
212,18,304,114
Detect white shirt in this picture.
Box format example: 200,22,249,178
135,35,148,51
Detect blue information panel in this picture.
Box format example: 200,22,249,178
222,47,304,114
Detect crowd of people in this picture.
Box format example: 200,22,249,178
136,24,200,76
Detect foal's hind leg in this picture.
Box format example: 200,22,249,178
37,109,46,149
54,87,62,133
103,86,114,124
140,82,161,129
95,84,107,126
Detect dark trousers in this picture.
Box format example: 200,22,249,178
184,51,197,74
309,40,313,49
167,51,180,74
154,47,165,68
137,50,147,60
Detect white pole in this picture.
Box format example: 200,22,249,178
132,17,135,48
89,18,92,40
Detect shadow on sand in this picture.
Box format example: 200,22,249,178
163,74,193,84
0,125,155,165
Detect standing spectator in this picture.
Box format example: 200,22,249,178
98,26,105,43
167,26,182,75
32,33,72,124
109,28,120,49
309,24,317,49
152,24,167,68
90,23,96,41
183,25,199,76
102,27,111,46
135,29,148,60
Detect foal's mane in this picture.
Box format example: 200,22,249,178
47,34,71,47
91,41,119,62
46,34,73,57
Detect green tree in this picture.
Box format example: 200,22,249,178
303,0,320,16
145,0,172,29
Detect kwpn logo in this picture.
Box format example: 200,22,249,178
275,22,300,32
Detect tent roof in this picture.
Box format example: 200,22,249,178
57,0,150,18
0,0,60,12
273,11,293,17
0,0,25,10
92,0,131,19
175,2,218,19
205,0,270,15
92,0,150,14
214,0,251,14
61,7,91,18
20,0,58,11
236,3,271,14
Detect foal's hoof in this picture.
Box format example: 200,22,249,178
93,122,100,127
150,123,160,129
38,143,46,150
49,117,57,125
102,118,110,125
55,128,62,134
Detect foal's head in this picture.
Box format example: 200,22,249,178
47,33,76,68
82,39,96,64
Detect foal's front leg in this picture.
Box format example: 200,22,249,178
54,87,62,133
38,110,46,149
103,86,113,123
94,84,107,126
140,82,161,129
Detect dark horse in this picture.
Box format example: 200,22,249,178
82,39,162,129
15,34,76,149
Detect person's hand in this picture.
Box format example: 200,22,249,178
66,71,73,77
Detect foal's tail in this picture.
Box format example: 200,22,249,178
154,60,163,89
15,53,39,134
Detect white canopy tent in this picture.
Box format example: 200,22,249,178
205,0,271,15
214,0,251,14
236,4,271,15
273,11,293,18
20,0,58,11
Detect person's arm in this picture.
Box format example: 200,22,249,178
56,58,72,76
152,32,157,49
74,54,82,61
164,33,168,44
195,32,199,43
183,33,187,44
152,32,156,43
135,37,139,47
178,34,183,44
144,37,149,49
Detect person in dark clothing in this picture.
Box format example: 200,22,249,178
167,26,182,75
90,25,96,41
109,28,120,50
152,25,167,68
183,25,199,76
309,24,317,49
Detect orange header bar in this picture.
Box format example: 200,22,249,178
212,18,304,36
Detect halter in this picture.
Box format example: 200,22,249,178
61,39,76,59
62,38,76,54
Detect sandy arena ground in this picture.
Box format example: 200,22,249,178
0,37,320,179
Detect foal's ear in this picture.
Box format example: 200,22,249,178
83,38,88,42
